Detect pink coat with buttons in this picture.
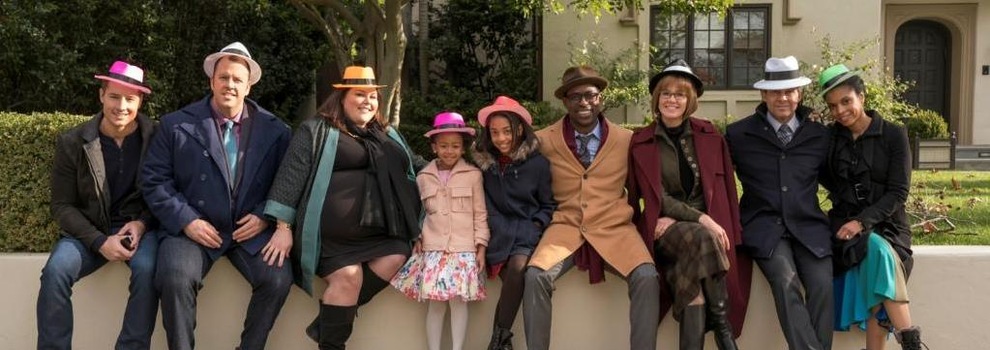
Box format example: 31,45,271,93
417,159,490,252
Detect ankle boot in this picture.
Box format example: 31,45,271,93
679,305,706,350
357,263,390,306
318,304,358,350
702,276,738,350
487,326,514,350
895,326,927,350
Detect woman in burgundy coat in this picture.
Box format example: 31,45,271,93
628,59,752,350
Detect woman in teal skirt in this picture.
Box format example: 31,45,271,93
818,64,926,350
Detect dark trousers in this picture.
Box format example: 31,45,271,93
37,230,160,350
155,235,292,350
523,256,660,350
756,238,833,350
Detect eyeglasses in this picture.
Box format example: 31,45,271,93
659,91,687,101
566,92,601,104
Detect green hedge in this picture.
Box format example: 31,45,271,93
0,112,89,252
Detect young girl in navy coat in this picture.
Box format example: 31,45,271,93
472,96,556,350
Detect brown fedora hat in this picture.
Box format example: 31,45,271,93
553,65,609,100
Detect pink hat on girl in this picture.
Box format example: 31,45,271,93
94,61,152,94
424,112,476,138
477,95,532,126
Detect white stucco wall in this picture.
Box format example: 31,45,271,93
5,247,989,349
970,0,990,144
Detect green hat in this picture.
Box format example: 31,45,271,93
817,64,862,97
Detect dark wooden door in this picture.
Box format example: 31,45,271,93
894,20,950,122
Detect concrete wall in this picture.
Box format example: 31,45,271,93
540,0,990,143
5,246,989,349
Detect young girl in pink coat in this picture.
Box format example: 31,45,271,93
391,112,489,350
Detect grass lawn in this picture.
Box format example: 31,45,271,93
906,170,990,245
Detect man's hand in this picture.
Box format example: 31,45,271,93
654,217,677,240
699,214,731,251
262,224,293,267
183,219,223,249
836,220,864,240
233,214,268,242
413,240,423,254
115,220,146,250
99,235,135,261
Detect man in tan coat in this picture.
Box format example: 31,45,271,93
523,66,661,350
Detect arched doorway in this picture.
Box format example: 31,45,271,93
894,20,950,125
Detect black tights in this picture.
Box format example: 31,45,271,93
493,254,529,329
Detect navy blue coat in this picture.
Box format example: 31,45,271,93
725,103,832,259
142,97,291,260
474,140,556,267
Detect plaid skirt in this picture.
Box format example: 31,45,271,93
654,221,730,320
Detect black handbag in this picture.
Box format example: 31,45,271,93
832,230,869,276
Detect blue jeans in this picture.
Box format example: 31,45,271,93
37,230,161,350
155,234,292,350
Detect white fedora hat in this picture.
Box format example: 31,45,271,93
752,56,811,90
203,42,262,85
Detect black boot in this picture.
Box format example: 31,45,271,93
316,304,357,350
679,305,706,350
702,276,738,350
895,326,928,350
357,263,390,306
487,326,514,350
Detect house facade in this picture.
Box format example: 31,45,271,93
541,0,990,145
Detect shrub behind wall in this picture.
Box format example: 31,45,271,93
0,112,88,252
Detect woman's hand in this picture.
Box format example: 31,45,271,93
654,217,676,240
836,220,864,240
699,214,731,251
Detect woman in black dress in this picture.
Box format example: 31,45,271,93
264,66,422,349
818,64,924,350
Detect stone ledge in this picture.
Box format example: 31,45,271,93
4,246,987,349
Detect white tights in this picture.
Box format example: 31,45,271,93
426,299,469,350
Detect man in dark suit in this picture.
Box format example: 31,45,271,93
724,56,833,350
142,42,293,350
39,61,159,350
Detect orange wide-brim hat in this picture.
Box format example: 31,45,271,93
333,66,386,89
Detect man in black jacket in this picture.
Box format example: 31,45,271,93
38,61,159,350
725,56,833,350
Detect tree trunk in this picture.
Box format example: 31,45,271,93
418,0,429,94
377,0,407,127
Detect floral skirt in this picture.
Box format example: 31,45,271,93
390,250,487,302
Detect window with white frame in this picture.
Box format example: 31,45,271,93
649,5,770,90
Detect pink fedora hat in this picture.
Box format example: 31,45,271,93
94,61,152,94
424,112,476,138
477,95,533,127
